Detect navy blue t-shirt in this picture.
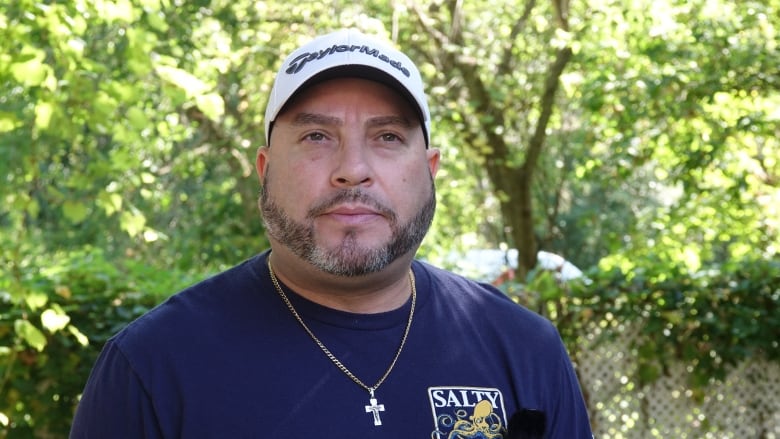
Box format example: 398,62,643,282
70,252,592,438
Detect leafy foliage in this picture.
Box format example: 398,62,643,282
509,258,780,397
0,247,201,436
566,0,780,272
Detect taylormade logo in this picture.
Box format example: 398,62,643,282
285,44,411,78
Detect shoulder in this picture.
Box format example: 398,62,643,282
412,260,558,337
136,253,265,316
111,253,272,356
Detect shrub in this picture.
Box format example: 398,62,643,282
0,247,200,438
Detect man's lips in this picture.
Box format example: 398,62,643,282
320,205,384,225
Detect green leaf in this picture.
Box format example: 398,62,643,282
24,292,48,310
14,320,47,352
0,111,22,132
93,91,119,121
661,310,684,326
96,0,138,22
120,209,147,237
35,102,54,129
195,93,225,121
638,362,661,384
155,65,209,98
41,306,71,333
105,81,137,101
10,55,50,87
126,106,149,130
62,200,89,224
68,325,90,346
146,11,169,33
97,192,123,215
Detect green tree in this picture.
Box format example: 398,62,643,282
402,0,779,275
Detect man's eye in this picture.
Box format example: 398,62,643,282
304,132,326,142
380,133,401,142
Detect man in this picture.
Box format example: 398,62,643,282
71,28,593,438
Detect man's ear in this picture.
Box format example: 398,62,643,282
427,147,441,178
256,146,270,182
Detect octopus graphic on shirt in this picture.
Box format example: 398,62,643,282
429,386,507,439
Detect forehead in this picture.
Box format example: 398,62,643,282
277,77,418,119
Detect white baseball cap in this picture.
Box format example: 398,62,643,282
264,28,431,147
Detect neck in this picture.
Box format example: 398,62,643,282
266,248,415,314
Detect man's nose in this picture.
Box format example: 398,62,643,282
331,137,373,187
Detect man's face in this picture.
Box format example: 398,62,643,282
257,77,440,276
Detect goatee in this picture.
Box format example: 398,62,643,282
259,176,436,276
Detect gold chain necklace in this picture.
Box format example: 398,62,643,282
267,256,416,427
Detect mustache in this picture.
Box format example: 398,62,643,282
307,189,396,222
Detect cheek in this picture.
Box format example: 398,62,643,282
269,160,323,206
390,165,433,206
269,154,317,186
399,162,432,187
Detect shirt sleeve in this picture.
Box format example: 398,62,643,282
546,340,594,438
70,340,164,439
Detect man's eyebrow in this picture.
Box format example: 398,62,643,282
366,115,413,128
292,112,343,126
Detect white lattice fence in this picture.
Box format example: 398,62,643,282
575,325,780,438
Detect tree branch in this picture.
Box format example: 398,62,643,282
523,46,573,180
498,0,537,74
